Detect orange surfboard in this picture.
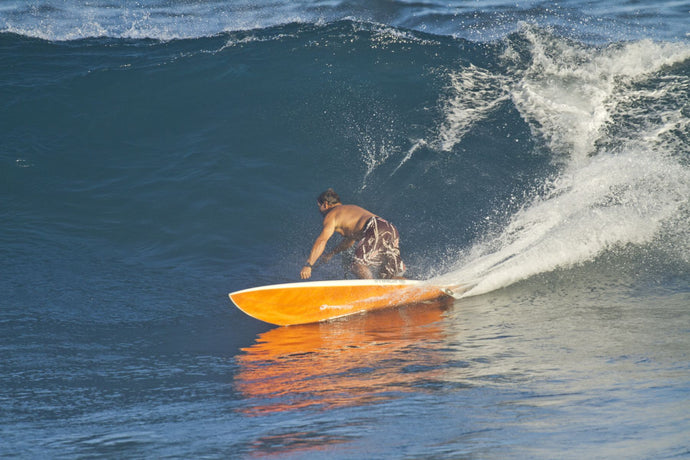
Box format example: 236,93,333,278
229,279,469,326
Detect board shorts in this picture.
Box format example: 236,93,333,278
352,216,406,279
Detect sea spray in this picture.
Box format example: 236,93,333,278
433,29,690,295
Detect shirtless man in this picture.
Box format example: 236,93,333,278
300,189,405,280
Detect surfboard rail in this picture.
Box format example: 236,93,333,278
229,279,470,326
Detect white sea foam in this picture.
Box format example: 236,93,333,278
511,30,690,163
436,64,510,152
435,31,690,295
439,150,690,296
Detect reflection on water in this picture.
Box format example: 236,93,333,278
232,281,690,458
234,298,455,416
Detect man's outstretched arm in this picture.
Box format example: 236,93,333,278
301,219,336,279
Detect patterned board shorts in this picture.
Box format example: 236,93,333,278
352,216,406,279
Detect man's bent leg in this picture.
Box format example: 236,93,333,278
352,261,374,279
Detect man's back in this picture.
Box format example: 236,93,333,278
324,204,376,239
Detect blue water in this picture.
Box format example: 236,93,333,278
2,1,689,458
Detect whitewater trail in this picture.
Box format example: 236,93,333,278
433,30,690,295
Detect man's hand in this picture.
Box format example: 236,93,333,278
300,266,312,279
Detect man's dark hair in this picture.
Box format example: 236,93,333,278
317,188,341,205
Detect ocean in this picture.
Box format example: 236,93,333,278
2,0,689,458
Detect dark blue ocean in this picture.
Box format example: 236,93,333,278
2,1,689,458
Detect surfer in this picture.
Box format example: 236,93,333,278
301,188,406,280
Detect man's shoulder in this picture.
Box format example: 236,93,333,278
336,205,376,227
334,204,372,218
341,204,372,213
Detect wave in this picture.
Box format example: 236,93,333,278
2,0,689,42
2,20,689,293
432,27,690,294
